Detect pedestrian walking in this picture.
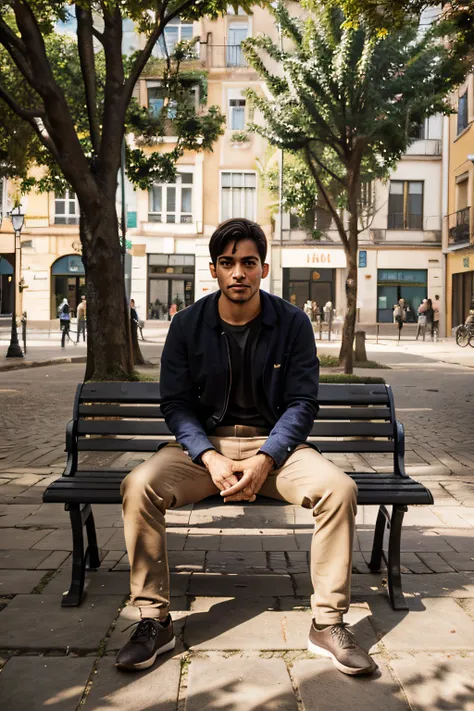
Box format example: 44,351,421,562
425,298,435,341
432,294,441,340
76,295,87,343
58,298,71,347
311,300,319,323
416,299,428,341
304,299,313,319
393,298,406,342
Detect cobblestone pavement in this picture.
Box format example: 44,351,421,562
1,355,474,709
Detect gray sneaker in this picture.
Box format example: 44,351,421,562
116,616,175,671
308,621,378,675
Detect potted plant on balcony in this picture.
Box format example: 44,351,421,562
230,130,251,148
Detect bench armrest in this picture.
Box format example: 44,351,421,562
394,420,407,477
63,419,78,477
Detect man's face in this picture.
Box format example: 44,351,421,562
209,238,269,304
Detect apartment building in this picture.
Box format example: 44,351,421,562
272,115,444,325
128,7,275,321
443,73,474,333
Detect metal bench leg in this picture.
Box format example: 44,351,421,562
61,505,86,607
387,505,408,611
85,507,101,570
368,505,387,572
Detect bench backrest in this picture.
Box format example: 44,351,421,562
74,381,397,456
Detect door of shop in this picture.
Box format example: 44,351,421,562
377,269,427,323
51,255,86,318
0,255,14,314
284,268,334,311
148,278,193,320
452,270,474,326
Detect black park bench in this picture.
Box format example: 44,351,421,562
43,382,433,611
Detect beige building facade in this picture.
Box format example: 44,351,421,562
443,73,474,334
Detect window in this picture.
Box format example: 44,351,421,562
55,190,79,225
457,92,468,135
147,83,197,120
227,22,248,67
227,4,247,14
221,172,256,221
148,173,193,224
153,18,194,57
387,180,423,230
229,98,246,129
147,85,166,118
409,121,425,140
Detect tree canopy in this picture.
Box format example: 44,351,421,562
244,1,469,371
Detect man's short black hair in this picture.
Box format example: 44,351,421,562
209,218,267,266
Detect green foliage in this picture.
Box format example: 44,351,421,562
319,374,385,383
244,2,469,237
230,130,250,143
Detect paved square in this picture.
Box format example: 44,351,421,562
390,653,474,711
0,656,93,711
186,656,298,711
0,594,124,651
82,658,181,710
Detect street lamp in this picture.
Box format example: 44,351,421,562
6,205,25,358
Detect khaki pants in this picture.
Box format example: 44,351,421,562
121,437,357,625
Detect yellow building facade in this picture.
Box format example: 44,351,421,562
444,73,474,333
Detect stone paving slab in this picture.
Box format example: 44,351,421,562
292,658,410,711
43,569,131,596
82,657,181,711
0,594,124,651
0,656,93,711
0,548,51,569
0,569,45,594
0,527,54,549
32,527,116,551
368,596,474,651
186,655,298,711
188,573,294,597
390,653,474,711
397,572,474,598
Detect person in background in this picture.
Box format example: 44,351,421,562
425,299,435,341
76,295,87,343
304,299,313,319
416,299,428,341
432,294,441,340
311,300,319,323
130,299,139,343
393,298,406,341
58,298,71,347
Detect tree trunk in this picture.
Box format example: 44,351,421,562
81,201,134,381
131,320,145,366
339,250,358,374
339,173,360,374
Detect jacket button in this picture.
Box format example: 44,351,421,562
287,447,291,452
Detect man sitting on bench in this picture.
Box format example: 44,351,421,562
117,218,377,676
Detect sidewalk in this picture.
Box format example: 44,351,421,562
1,448,474,708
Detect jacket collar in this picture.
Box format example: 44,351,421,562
203,289,278,329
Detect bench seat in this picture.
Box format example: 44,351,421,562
43,381,433,611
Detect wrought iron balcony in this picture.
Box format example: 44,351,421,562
208,44,247,68
448,207,471,246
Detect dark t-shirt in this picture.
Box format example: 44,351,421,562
219,314,268,428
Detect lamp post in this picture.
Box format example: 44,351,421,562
6,206,25,358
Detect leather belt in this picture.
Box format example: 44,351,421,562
213,425,270,438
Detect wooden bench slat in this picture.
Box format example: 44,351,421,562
78,421,172,436
316,407,391,420
79,404,163,418
77,420,393,438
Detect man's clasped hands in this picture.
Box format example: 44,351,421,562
201,450,275,502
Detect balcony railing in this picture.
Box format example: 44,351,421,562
448,207,471,246
208,44,247,68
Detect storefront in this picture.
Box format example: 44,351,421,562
147,253,195,319
0,254,14,314
50,254,86,318
377,269,427,323
446,248,474,331
274,246,347,313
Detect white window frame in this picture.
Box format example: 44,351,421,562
146,81,200,119
54,189,79,225
153,19,195,58
148,172,194,225
227,4,247,15
220,170,257,222
229,97,246,130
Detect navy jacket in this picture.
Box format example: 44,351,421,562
160,290,320,468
